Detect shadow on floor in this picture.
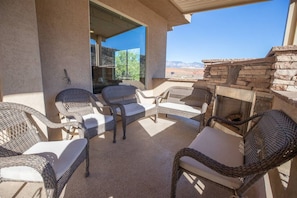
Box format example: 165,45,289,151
0,116,265,198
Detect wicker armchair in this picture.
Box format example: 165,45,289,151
102,85,158,140
0,102,89,198
171,110,297,197
55,88,117,143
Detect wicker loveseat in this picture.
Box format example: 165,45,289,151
158,86,212,131
171,110,297,197
0,102,89,198
102,85,158,140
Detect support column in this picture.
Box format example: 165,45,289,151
283,0,297,45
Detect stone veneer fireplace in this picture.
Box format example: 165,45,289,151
212,86,256,134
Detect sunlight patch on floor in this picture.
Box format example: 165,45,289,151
183,172,205,195
138,118,176,137
97,134,106,139
277,160,291,189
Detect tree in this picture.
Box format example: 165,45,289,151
115,49,140,80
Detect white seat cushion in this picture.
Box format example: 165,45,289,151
180,126,244,189
159,102,202,114
116,103,156,116
0,139,87,182
82,113,113,129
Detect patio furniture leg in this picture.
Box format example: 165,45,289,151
85,143,90,177
122,120,127,140
171,153,183,198
113,126,117,143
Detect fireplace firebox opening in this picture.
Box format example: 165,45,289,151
212,86,256,135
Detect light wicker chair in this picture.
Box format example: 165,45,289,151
102,85,158,140
171,110,297,197
55,88,117,143
0,102,89,198
158,86,212,131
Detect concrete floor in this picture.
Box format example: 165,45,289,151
0,115,267,198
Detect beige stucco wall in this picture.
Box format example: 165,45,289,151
35,0,90,140
1,0,169,139
0,0,45,114
93,0,168,89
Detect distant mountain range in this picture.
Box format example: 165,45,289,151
166,61,204,68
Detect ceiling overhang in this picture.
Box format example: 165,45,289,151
138,0,192,29
139,0,269,29
170,0,269,14
90,2,141,39
90,0,270,37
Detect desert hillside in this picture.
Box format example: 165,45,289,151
166,67,204,80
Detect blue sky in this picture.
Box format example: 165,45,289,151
166,0,290,63
101,26,146,55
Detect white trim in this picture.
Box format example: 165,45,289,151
283,0,297,45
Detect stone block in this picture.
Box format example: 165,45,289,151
271,84,288,91
275,55,297,62
287,86,297,92
210,70,228,75
273,62,297,69
239,69,268,75
274,69,297,77
273,79,295,85
248,82,270,89
237,75,271,80
235,80,248,86
242,65,271,70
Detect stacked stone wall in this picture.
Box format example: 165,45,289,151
200,45,297,121
270,46,297,91
203,58,274,92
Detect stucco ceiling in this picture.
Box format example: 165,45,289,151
170,0,268,14
139,0,268,28
90,2,140,39
91,0,269,38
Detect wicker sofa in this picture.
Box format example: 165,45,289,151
158,86,212,131
171,110,297,197
102,85,158,140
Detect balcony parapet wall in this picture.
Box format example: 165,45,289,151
203,45,297,93
203,57,274,93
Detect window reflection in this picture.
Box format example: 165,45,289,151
90,2,146,93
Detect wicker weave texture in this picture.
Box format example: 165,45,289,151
55,88,117,142
0,102,89,198
158,86,212,131
171,110,297,197
102,85,158,140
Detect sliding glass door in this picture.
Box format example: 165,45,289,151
90,2,146,93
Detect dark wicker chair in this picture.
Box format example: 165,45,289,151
0,102,89,198
171,110,297,197
158,86,212,131
55,88,117,143
102,85,158,140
